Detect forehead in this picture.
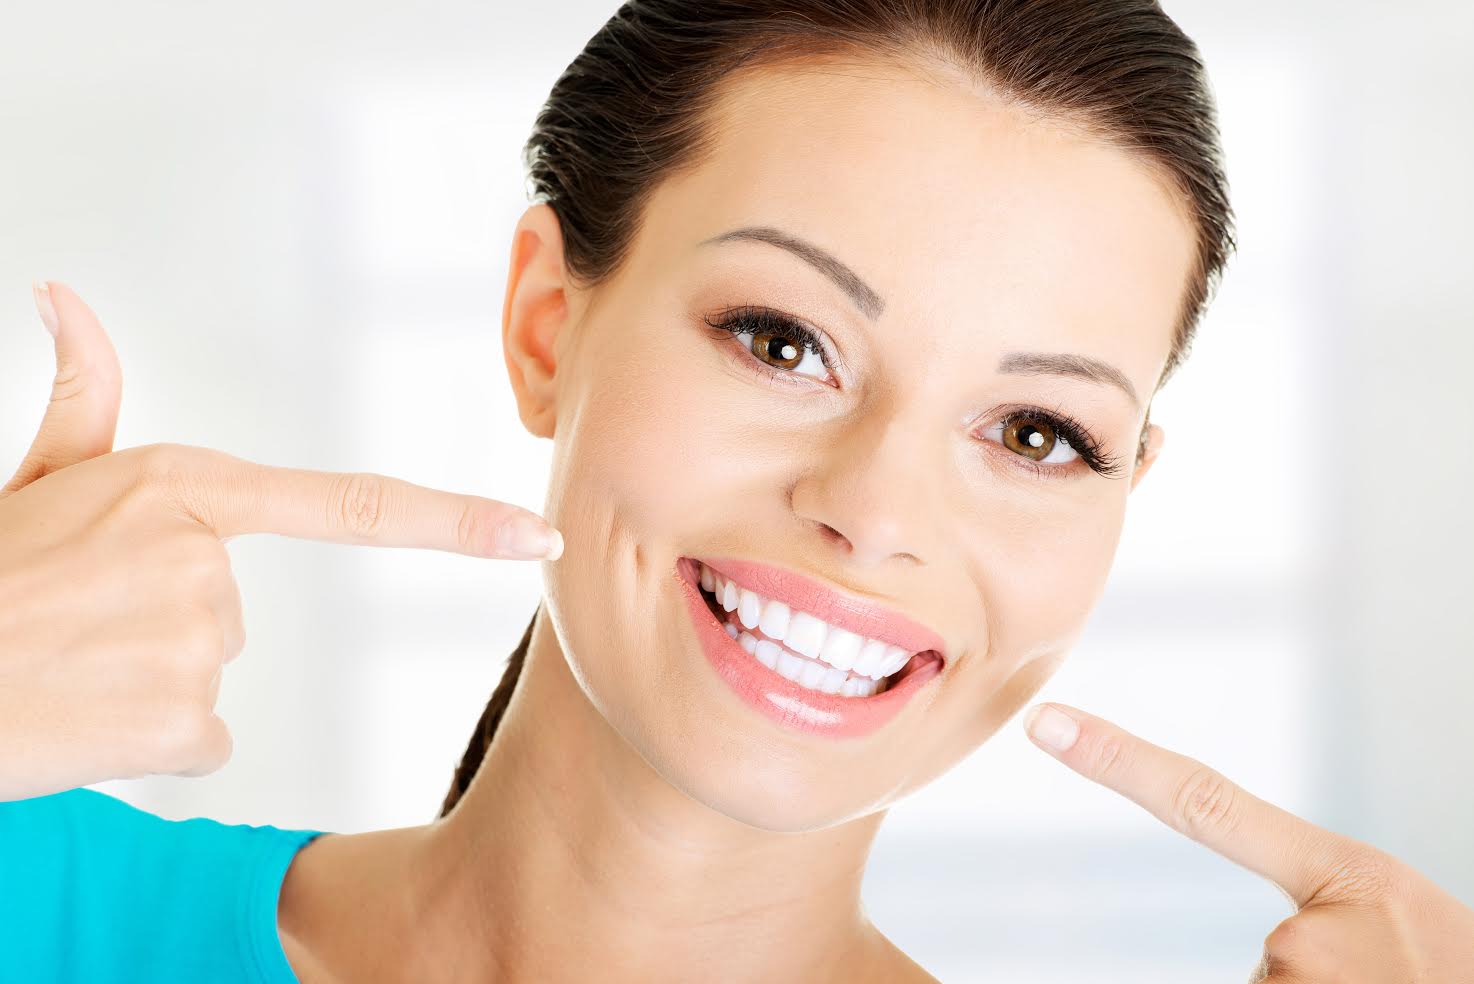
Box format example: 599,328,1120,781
642,54,1198,393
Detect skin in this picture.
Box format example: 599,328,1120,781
279,54,1185,982
0,284,564,804
9,51,1471,984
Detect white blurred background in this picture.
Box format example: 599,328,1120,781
2,2,1471,981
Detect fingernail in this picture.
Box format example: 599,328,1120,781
32,281,59,338
497,515,563,560
1025,704,1079,753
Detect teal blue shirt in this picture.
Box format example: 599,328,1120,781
0,787,328,983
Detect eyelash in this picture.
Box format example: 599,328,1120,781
703,304,840,381
702,303,1125,480
991,405,1127,480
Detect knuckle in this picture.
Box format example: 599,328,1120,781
134,442,194,489
1263,910,1353,974
335,473,389,539
129,444,231,523
225,615,247,661
1089,733,1130,782
205,722,234,772
455,503,491,553
1169,765,1243,839
50,357,88,402
221,586,247,661
178,536,230,586
176,715,233,776
1315,842,1398,905
129,443,205,515
1263,916,1303,958
163,608,225,678
151,703,217,764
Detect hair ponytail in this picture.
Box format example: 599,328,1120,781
437,603,537,818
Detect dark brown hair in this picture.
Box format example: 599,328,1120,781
438,0,1235,818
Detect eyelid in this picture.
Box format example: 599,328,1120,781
703,308,1126,480
703,304,844,386
976,418,1070,477
977,405,1127,480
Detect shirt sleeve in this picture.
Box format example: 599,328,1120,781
0,786,326,983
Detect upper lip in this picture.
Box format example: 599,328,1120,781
691,556,948,661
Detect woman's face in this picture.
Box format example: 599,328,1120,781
503,55,1195,831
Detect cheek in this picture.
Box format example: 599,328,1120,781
543,315,749,607
537,328,721,723
987,503,1124,648
563,356,717,535
893,502,1125,792
549,331,694,515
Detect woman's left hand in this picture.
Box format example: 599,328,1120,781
1022,702,1474,982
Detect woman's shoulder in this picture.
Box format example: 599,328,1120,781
0,786,328,982
0,785,325,882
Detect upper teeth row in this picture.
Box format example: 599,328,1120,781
699,562,918,680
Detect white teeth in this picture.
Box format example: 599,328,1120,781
700,562,928,690
853,637,890,679
783,611,828,661
757,598,790,640
818,665,848,695
798,660,827,690
879,644,910,677
774,648,806,684
737,588,762,630
818,627,862,672
738,630,880,698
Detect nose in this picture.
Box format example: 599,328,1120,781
789,409,938,569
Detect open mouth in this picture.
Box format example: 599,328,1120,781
683,557,943,699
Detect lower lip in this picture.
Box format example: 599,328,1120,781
675,556,944,739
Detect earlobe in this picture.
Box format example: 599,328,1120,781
502,203,572,439
1128,422,1165,492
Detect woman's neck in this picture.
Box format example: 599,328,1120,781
282,610,916,983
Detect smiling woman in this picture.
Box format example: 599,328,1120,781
266,0,1229,980
6,0,1474,980
279,0,1238,979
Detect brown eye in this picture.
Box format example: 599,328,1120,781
705,306,835,383
751,330,803,371
1002,417,1057,461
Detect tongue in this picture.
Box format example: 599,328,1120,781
890,651,937,684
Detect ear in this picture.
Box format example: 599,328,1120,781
502,203,574,439
1128,421,1165,493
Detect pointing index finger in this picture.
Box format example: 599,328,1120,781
1023,702,1349,909
159,446,562,559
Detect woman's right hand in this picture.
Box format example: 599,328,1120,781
0,282,563,802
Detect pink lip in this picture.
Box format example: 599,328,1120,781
699,556,947,659
674,556,944,739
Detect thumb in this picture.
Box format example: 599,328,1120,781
2,281,123,496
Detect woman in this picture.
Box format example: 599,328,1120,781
3,1,1471,981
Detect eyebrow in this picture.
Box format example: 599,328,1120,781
700,225,886,320
702,225,1137,407
996,351,1140,408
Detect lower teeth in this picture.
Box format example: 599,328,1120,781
714,603,886,698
